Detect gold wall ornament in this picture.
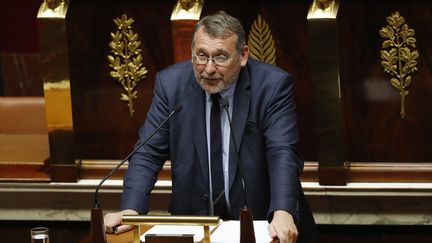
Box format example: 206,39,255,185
379,11,419,119
38,0,68,18
171,0,204,20
108,14,148,117
307,0,339,19
247,14,276,66
45,0,64,10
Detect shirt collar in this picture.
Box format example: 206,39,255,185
205,82,237,102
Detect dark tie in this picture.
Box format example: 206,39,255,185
210,93,229,219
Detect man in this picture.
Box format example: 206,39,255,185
105,11,316,243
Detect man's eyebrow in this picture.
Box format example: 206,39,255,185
196,48,229,55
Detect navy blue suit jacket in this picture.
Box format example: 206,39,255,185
122,59,316,240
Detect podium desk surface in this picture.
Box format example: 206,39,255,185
107,230,132,243
108,225,151,243
107,221,273,243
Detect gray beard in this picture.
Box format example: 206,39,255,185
194,72,239,94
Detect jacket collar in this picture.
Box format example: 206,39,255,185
228,64,251,189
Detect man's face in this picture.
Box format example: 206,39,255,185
192,27,248,94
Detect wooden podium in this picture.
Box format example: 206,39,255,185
106,217,273,243
116,215,220,243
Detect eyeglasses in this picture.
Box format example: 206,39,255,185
193,55,234,67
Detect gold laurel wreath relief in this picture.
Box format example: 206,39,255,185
247,14,277,66
108,14,148,117
379,11,419,119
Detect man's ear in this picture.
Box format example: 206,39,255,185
240,45,249,67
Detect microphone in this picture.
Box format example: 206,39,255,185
220,99,248,209
220,98,255,243
90,105,183,243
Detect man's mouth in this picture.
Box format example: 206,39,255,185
203,77,221,82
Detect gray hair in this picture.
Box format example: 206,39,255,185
192,11,246,53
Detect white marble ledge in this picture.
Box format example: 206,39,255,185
302,182,432,196
1,181,431,224
0,179,172,193
1,180,431,196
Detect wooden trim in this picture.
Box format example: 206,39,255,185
4,160,432,183
78,160,172,180
0,162,50,182
3,160,431,183
300,161,319,182
318,166,348,185
79,160,128,179
48,163,79,182
78,160,320,181
302,161,432,183
78,160,432,183
347,162,432,183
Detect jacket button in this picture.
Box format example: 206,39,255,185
203,193,209,201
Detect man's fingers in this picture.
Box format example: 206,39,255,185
270,224,297,243
268,224,277,238
115,224,133,234
280,227,297,243
284,227,297,243
270,223,287,242
289,229,298,243
269,211,298,243
105,225,115,234
112,225,119,234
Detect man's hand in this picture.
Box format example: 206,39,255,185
268,210,298,243
104,209,138,234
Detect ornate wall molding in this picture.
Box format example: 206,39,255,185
108,14,148,117
171,0,203,20
379,11,419,119
247,14,276,66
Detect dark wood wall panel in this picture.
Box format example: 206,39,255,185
253,1,318,161
0,53,43,96
67,0,176,159
338,0,432,162
1,0,43,96
67,0,318,161
0,0,42,52
67,0,431,169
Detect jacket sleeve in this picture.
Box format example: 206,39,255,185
121,71,171,213
264,73,303,223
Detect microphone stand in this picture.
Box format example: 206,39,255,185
221,100,256,243
90,105,182,243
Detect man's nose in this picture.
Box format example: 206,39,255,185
204,60,217,73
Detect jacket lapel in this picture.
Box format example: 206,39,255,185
189,81,209,189
229,65,251,189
